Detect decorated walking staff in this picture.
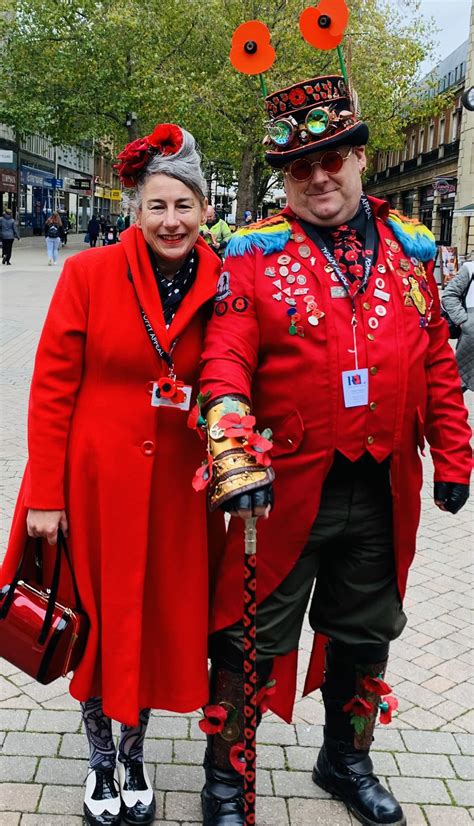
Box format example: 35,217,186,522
243,516,258,825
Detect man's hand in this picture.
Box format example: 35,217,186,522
223,485,274,520
434,482,469,514
27,509,69,545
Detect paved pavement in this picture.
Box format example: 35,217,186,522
0,235,473,824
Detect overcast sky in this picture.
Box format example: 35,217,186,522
398,0,472,76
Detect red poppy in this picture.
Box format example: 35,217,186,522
229,743,246,775
243,432,273,466
217,412,256,439
289,87,307,107
198,704,227,735
192,456,213,492
345,250,359,262
379,695,398,725
114,123,183,187
348,264,363,278
299,0,350,51
230,20,276,75
148,123,183,155
343,696,373,717
361,675,392,697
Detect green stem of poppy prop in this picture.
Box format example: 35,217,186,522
259,73,268,98
336,44,348,83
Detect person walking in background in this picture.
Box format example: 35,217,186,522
116,212,125,238
44,212,64,265
60,211,70,246
0,208,20,265
87,214,100,247
442,261,474,392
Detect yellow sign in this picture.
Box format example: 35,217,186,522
111,189,122,201
94,186,104,198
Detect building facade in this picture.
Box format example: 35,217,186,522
365,41,467,263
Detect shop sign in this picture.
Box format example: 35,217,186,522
110,189,122,201
73,178,91,190
21,165,54,188
94,186,104,197
0,149,14,164
433,178,454,196
0,169,17,192
103,187,111,199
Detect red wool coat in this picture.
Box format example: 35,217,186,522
1,226,224,725
200,198,472,721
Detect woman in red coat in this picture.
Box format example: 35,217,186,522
1,124,223,826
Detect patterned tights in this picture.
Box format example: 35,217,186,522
81,697,151,770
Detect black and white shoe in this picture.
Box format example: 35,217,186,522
83,767,122,825
117,759,156,824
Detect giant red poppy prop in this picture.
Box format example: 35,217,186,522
114,123,183,187
230,20,276,75
300,0,349,51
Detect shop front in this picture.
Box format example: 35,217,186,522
58,170,93,232
419,185,435,230
0,169,17,214
20,165,55,234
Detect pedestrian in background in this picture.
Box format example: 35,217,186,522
0,208,20,265
442,261,474,392
87,214,100,247
0,122,224,826
44,212,63,265
60,211,70,246
116,212,125,238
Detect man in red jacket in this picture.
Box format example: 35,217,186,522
197,74,471,826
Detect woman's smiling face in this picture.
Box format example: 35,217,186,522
136,173,207,274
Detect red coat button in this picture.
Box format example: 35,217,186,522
141,440,155,456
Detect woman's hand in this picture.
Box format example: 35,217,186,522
27,509,68,545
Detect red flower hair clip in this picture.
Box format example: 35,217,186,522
114,123,184,188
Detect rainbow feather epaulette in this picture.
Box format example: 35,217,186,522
386,211,436,262
225,215,292,257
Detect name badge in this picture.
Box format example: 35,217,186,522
342,369,369,408
331,286,347,299
151,383,192,411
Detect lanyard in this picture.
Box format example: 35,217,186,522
128,269,177,375
304,194,376,313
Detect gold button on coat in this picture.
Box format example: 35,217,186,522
370,366,378,375
369,402,377,411
367,435,375,444
367,333,375,341
363,302,371,310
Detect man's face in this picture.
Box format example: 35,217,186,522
206,206,216,224
283,145,366,227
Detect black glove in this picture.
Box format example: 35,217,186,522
434,482,469,514
222,484,274,516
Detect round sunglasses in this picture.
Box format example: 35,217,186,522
285,146,354,181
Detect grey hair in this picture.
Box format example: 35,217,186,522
132,128,207,211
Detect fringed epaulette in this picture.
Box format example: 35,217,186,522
386,211,436,262
225,215,292,257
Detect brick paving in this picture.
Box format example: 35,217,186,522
0,235,473,824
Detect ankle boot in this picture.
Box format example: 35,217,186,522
313,640,405,826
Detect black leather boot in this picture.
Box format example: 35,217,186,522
313,640,405,826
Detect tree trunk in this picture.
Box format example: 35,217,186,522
236,141,256,224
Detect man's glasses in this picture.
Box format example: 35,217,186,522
285,147,353,182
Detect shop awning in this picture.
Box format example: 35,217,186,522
453,203,474,217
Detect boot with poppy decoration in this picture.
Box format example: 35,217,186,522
200,658,274,826
313,640,406,826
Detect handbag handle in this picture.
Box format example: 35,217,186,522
0,529,83,645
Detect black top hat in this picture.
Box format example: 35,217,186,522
264,74,368,169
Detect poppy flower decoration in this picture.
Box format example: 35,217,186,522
198,704,227,735
192,455,213,492
229,742,246,775
343,694,374,735
379,694,398,725
230,20,276,75
156,375,186,405
114,122,184,187
217,412,257,439
300,0,350,51
361,675,392,697
243,432,273,467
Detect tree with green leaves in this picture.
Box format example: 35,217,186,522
0,0,447,217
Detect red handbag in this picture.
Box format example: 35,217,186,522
0,530,89,684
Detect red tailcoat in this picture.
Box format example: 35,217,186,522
1,226,224,725
200,199,472,721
